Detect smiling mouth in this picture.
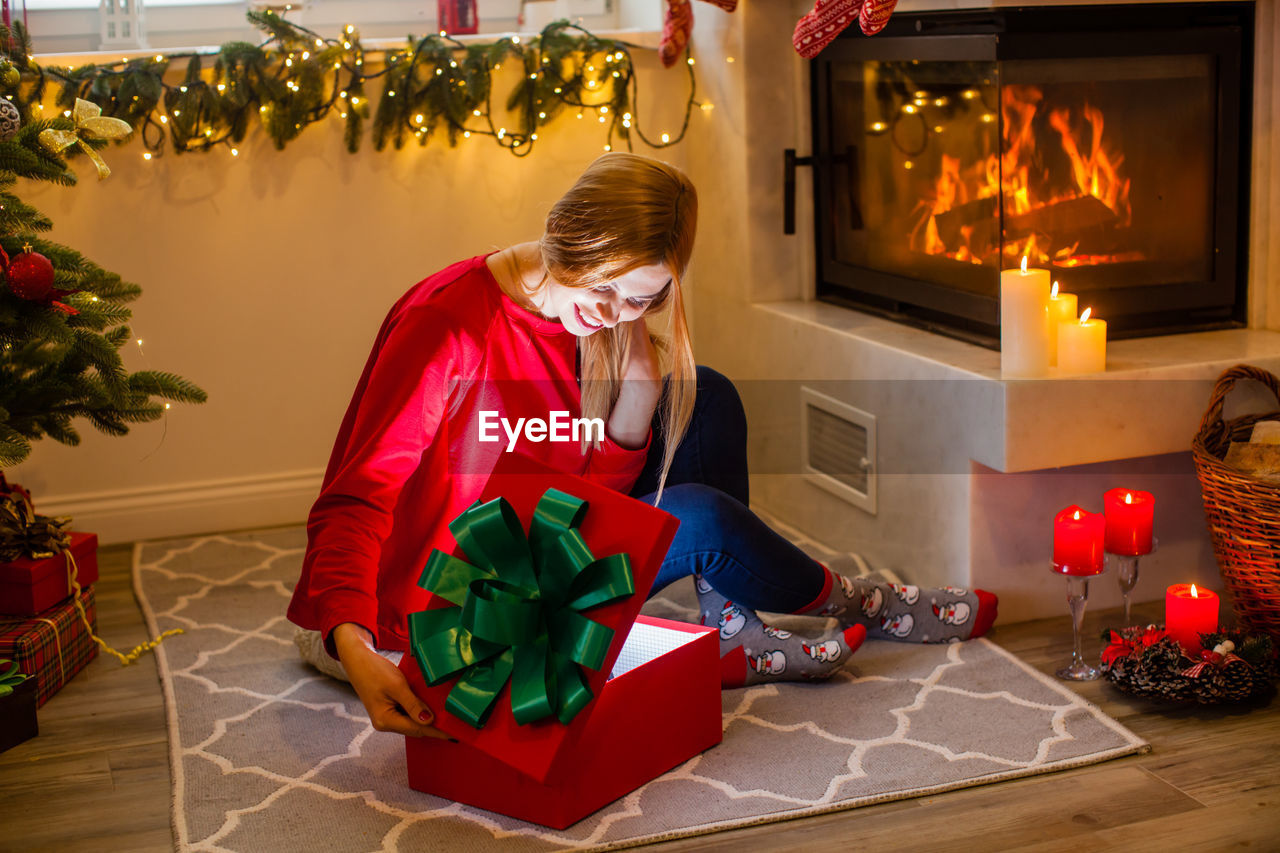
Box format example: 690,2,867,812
575,305,602,330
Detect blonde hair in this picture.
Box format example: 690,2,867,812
540,152,698,503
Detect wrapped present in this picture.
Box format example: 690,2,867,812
400,455,722,829
0,532,99,616
0,658,38,753
0,586,98,707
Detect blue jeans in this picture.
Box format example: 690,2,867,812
630,366,826,613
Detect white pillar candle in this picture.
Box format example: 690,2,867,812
1058,308,1107,374
1000,258,1050,378
1047,281,1078,368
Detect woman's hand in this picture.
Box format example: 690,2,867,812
332,622,450,739
606,318,662,449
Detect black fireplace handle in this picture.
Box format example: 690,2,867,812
784,148,857,235
784,149,812,235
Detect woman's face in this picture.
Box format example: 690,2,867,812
545,263,672,337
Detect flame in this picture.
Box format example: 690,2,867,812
1080,307,1092,324
919,83,1136,268
1190,584,1199,598
1021,256,1028,274
1125,492,1133,504
1051,281,1059,298
1073,510,1081,520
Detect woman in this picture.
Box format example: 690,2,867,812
287,152,997,739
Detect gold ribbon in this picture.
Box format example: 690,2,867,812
61,548,182,666
38,98,133,180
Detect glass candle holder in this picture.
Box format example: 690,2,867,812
1054,572,1103,680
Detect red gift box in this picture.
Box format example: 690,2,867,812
0,586,98,707
0,532,99,616
0,667,39,753
399,458,723,828
405,615,721,828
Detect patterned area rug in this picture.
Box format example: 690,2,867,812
134,524,1149,852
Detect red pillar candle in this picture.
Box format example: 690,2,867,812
1104,488,1154,555
1165,583,1219,652
1052,505,1105,575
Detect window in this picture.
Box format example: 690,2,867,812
28,0,653,56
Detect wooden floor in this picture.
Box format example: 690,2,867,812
3,544,1279,852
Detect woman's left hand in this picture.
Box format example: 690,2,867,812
606,319,662,449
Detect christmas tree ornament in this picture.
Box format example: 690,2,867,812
37,98,133,181
660,0,694,69
0,97,20,142
5,244,54,302
0,61,19,89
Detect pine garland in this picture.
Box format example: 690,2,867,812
12,11,697,159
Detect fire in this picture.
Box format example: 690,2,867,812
1190,584,1199,598
919,84,1136,269
1080,307,1092,323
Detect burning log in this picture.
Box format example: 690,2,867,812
1003,195,1120,241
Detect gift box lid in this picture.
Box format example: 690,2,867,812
0,532,98,585
399,453,680,783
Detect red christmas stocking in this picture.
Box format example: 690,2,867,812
793,0,899,58
660,0,694,68
792,0,860,59
859,0,898,35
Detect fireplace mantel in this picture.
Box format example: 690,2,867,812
755,298,1280,472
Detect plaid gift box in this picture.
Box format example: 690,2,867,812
0,586,98,707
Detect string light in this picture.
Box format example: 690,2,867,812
30,21,696,158
142,152,151,160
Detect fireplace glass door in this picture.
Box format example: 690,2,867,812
813,5,1250,345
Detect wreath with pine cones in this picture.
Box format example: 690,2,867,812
1100,625,1279,704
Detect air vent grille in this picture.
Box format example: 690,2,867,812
800,388,876,514
806,405,869,494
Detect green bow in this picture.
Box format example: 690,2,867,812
0,659,29,698
409,488,635,729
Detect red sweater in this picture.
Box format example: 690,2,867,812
286,254,651,650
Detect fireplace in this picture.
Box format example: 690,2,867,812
804,3,1253,347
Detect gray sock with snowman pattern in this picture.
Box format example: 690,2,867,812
795,568,999,644
694,573,867,688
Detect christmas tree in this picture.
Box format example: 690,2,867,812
0,22,206,468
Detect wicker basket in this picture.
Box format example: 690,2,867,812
1193,365,1280,642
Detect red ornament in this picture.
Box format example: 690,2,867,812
5,245,55,302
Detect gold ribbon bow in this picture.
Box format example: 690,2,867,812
38,98,133,180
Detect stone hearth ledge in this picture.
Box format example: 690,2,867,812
755,299,1280,473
